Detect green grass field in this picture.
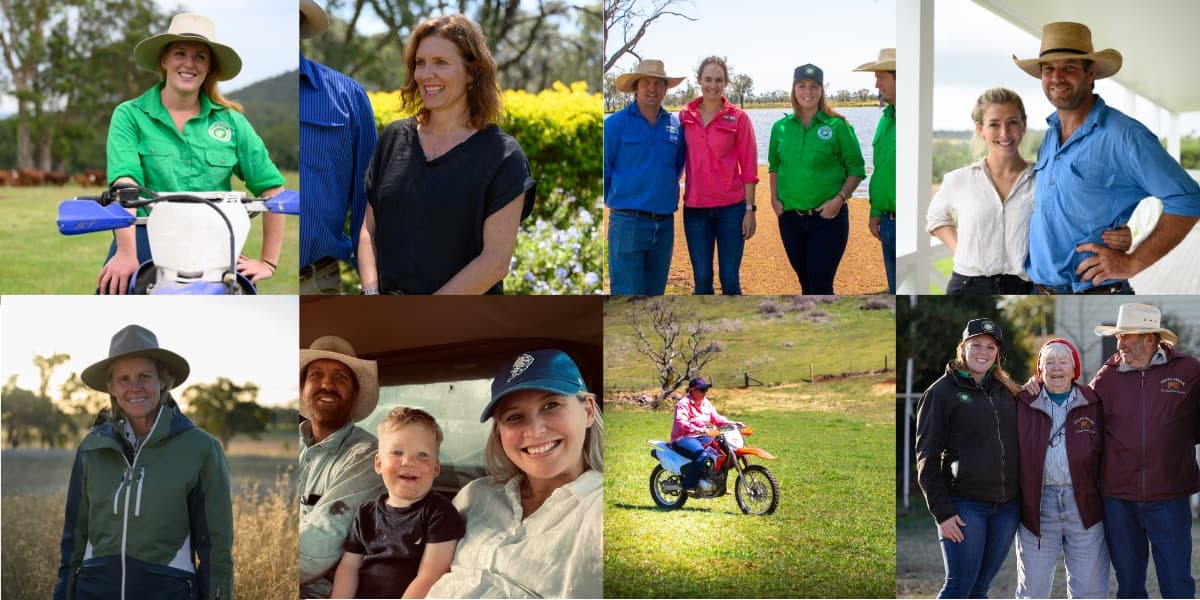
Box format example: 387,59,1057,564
604,385,895,598
604,296,896,389
1,438,297,599
0,171,299,294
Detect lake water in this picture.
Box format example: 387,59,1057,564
745,106,884,198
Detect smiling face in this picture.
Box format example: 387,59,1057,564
698,62,727,103
495,389,595,489
1039,345,1075,394
792,78,822,113
375,423,441,508
1116,333,1158,370
976,101,1026,159
635,76,667,113
961,335,999,378
1041,58,1094,111
301,359,357,433
107,357,163,436
414,34,472,117
874,71,896,106
160,41,211,96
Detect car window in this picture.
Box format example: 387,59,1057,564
361,378,494,495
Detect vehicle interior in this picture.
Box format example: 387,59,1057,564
299,295,603,497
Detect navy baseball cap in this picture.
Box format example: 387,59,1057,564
688,377,711,390
793,63,824,86
962,318,1003,346
481,349,587,422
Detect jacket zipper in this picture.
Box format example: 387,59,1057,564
134,467,145,517
987,388,1008,500
1140,371,1146,498
119,405,160,600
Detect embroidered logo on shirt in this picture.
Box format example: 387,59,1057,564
1072,416,1098,434
722,115,736,122
957,391,972,404
208,122,232,143
817,125,833,140
508,354,534,382
665,124,679,144
1161,377,1187,394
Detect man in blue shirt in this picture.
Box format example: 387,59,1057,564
1014,21,1200,294
300,0,378,294
604,59,687,295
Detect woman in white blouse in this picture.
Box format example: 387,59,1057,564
926,88,1127,294
428,349,602,598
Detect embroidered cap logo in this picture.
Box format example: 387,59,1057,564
508,354,534,383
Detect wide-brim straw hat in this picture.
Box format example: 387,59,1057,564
1094,303,1178,346
299,336,379,422
81,325,190,392
615,59,684,94
854,48,896,72
300,0,329,39
1012,21,1122,79
134,13,242,81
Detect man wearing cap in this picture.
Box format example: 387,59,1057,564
299,0,378,294
604,58,688,295
670,377,739,491
854,49,896,293
1013,22,1200,295
55,325,233,599
298,336,386,598
1091,303,1200,597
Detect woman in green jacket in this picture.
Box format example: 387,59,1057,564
54,325,233,600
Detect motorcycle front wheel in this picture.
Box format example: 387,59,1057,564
735,464,780,515
649,465,687,509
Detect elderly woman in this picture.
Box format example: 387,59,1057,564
915,318,1022,598
671,377,741,491
100,13,286,294
1015,338,1107,598
427,349,601,598
358,13,534,295
54,325,233,599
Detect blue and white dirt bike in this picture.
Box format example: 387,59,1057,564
648,423,780,515
57,185,299,294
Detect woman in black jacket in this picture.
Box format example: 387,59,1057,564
915,317,1022,598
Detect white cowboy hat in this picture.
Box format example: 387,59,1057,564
300,336,379,422
615,59,684,94
854,48,896,72
81,325,190,391
1094,303,1178,345
1012,21,1122,79
300,0,330,40
133,13,242,81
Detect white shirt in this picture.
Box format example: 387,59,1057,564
427,470,603,599
926,158,1035,279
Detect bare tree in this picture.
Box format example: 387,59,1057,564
603,0,694,74
626,298,723,405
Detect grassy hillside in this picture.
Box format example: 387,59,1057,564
230,70,299,171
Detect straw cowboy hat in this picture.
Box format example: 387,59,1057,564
1012,21,1122,79
133,13,243,81
300,0,330,40
81,325,190,392
1094,303,1178,346
300,336,379,422
854,48,896,72
615,59,684,93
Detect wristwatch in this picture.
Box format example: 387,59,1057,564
745,203,756,212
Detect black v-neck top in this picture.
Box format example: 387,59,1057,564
364,118,533,294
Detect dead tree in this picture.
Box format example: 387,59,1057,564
626,298,722,406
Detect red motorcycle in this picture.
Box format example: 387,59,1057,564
647,423,780,515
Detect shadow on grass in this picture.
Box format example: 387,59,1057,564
611,501,714,514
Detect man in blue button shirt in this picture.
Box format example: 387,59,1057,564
1014,21,1200,294
604,59,687,295
300,0,378,294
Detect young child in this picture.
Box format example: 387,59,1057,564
331,407,465,598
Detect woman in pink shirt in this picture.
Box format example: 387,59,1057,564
678,56,759,295
671,377,741,491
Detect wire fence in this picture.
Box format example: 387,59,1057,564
605,353,896,393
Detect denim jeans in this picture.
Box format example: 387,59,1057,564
608,210,673,295
683,203,745,295
937,497,1020,599
97,226,152,294
1033,280,1134,295
878,213,896,293
671,435,716,489
777,204,848,294
947,273,1034,295
1102,496,1194,598
1015,485,1109,599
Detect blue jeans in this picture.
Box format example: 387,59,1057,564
671,435,716,489
683,204,745,295
777,204,848,294
1015,485,1109,599
1102,496,1194,598
878,213,896,293
608,210,673,295
938,497,1020,599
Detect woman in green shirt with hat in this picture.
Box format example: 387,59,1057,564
99,13,286,294
768,63,865,294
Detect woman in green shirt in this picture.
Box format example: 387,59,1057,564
767,64,865,294
99,13,286,294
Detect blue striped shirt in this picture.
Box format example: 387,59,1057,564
299,53,378,269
